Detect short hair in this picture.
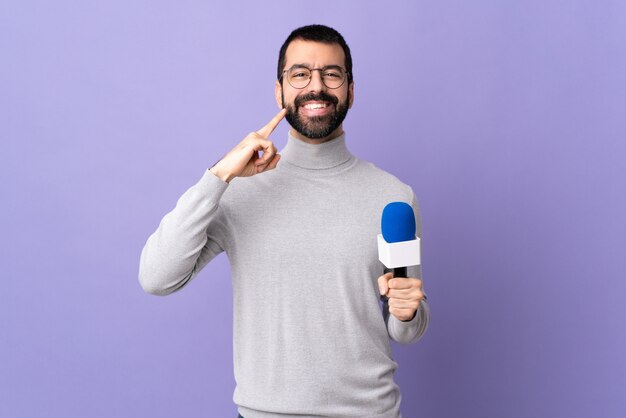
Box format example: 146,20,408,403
277,24,353,84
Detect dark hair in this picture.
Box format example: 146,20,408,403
277,24,353,84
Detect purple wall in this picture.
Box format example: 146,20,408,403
2,1,625,417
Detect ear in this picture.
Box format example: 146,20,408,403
275,80,284,109
348,81,354,109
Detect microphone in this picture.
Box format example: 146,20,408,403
377,202,421,278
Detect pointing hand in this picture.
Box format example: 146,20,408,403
210,109,287,182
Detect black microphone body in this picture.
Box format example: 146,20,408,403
393,266,408,279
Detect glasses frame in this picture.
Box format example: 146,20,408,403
281,65,349,90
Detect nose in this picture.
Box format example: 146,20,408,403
306,69,327,93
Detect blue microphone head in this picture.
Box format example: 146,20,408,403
381,202,416,243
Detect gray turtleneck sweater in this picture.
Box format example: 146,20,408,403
139,133,429,418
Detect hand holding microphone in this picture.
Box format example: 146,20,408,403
210,109,287,183
378,273,424,322
377,202,425,322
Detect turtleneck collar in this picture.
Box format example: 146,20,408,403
279,132,353,170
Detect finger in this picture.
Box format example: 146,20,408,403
378,272,392,295
388,277,422,290
256,108,287,138
254,142,278,166
243,136,272,157
388,297,421,310
257,154,281,173
387,288,424,300
389,307,418,321
265,153,281,171
387,286,414,297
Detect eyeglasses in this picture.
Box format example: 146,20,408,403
281,65,349,89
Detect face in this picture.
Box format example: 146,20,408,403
276,39,354,143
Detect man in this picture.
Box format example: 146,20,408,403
139,24,429,418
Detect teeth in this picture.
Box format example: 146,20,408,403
304,103,328,110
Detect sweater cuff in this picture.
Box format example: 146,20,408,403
196,168,230,199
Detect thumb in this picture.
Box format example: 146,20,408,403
378,272,392,296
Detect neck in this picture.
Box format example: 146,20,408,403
289,125,344,145
280,130,353,170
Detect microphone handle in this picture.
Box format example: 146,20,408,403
392,266,407,278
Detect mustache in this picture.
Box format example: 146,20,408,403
294,92,339,108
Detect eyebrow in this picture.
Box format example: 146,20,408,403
288,63,344,71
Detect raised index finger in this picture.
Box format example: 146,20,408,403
256,108,287,138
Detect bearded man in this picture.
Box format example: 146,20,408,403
139,24,429,418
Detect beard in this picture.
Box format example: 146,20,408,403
282,91,350,140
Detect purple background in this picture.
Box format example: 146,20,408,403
2,1,625,417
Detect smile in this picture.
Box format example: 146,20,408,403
303,103,328,110
298,100,334,117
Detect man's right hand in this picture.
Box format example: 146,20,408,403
209,109,287,183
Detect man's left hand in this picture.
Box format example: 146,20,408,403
378,272,424,322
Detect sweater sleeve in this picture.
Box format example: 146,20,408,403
384,291,430,344
383,190,430,344
138,169,230,296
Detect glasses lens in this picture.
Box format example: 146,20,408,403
288,68,311,89
321,68,345,88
